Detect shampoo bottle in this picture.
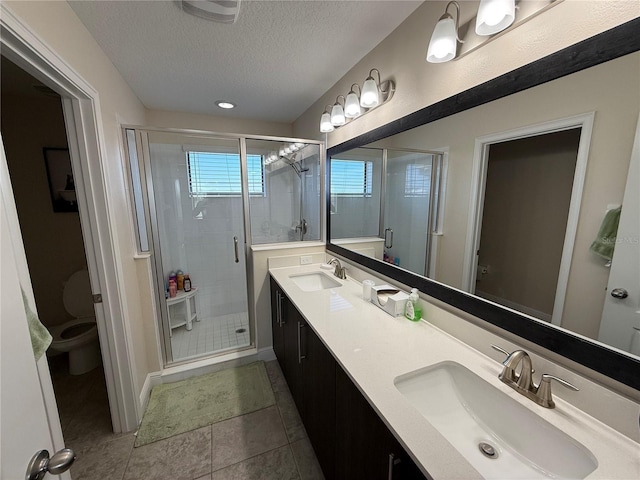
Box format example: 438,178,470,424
404,288,422,322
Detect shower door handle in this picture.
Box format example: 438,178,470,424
233,236,239,263
384,228,394,249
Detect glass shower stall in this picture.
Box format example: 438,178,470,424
125,128,322,365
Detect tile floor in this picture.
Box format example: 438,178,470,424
49,356,324,480
171,312,251,361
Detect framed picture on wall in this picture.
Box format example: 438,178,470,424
43,147,77,212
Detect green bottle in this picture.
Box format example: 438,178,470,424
405,288,422,321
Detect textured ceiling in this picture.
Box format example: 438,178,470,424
68,0,423,123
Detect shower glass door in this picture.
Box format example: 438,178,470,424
146,131,251,363
383,150,439,276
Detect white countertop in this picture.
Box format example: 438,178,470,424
269,263,640,480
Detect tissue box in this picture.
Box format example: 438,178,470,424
370,285,409,317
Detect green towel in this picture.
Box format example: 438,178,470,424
589,206,621,261
21,288,52,360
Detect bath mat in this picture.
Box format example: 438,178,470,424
135,361,275,447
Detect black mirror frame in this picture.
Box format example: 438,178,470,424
326,18,640,391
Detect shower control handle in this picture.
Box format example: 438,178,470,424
233,236,239,263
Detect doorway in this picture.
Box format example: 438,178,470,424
0,55,114,440
465,114,594,325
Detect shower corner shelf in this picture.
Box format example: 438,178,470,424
167,287,199,336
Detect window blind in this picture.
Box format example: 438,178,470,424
331,159,373,197
187,152,264,196
405,163,431,197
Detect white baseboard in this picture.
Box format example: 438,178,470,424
139,347,277,414
139,371,162,417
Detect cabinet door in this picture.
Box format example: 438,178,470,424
335,366,426,480
301,325,336,480
283,300,304,412
270,277,285,365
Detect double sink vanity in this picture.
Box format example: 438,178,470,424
269,260,639,480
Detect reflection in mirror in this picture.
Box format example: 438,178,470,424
245,139,321,244
329,48,640,373
331,147,443,277
474,129,582,325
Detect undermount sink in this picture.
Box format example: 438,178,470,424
394,362,597,479
289,272,342,292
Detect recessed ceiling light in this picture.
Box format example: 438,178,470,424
216,101,235,109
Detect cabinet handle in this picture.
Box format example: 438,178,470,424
233,236,239,263
297,322,306,364
387,453,401,480
276,291,282,326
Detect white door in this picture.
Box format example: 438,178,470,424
598,115,640,354
0,135,70,479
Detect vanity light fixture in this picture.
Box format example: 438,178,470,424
320,105,335,133
427,0,556,63
264,142,307,166
476,0,515,36
426,1,463,63
331,96,347,126
318,69,395,133
344,84,362,118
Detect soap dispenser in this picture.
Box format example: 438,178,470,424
405,288,422,322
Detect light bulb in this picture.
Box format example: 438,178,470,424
345,91,362,118
320,112,334,133
360,77,379,108
426,15,457,63
330,103,346,126
476,0,515,36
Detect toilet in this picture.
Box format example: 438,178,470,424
49,270,101,375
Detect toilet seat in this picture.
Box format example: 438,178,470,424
49,317,97,352
48,270,101,374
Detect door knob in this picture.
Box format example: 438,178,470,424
610,288,629,299
26,448,76,480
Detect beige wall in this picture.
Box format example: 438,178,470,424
145,109,293,138
477,130,580,317
293,0,639,144
333,52,640,340
1,92,87,328
251,246,327,353
4,1,158,394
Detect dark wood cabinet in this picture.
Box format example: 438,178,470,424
300,323,336,480
270,275,425,480
335,367,425,480
270,277,285,368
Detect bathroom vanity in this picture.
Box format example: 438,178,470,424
269,262,640,480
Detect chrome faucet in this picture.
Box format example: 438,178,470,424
491,345,579,408
327,258,347,279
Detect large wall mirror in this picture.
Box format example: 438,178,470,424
327,19,640,391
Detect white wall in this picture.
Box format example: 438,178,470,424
294,0,640,144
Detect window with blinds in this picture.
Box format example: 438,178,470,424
187,152,264,196
330,159,373,197
405,163,431,197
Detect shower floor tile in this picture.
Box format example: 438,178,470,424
170,312,250,361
